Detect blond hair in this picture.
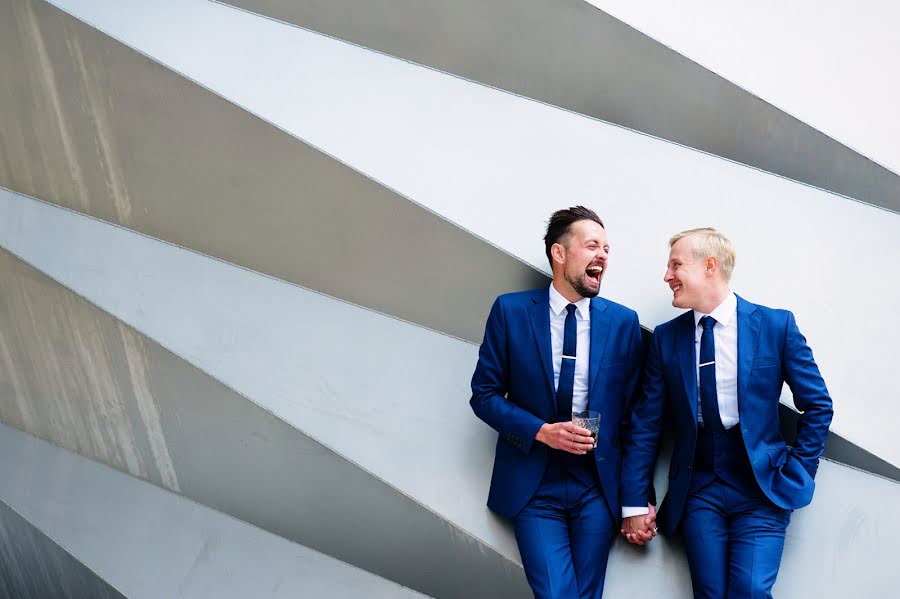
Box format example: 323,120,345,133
669,228,736,281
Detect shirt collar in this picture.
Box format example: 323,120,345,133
693,290,737,328
549,284,591,320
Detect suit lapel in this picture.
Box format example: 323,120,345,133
736,295,760,418
528,292,555,398
676,313,699,425
588,299,610,409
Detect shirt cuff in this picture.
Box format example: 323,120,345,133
622,506,650,518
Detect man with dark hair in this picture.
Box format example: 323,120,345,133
471,206,647,598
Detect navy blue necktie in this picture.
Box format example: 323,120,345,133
557,304,577,420
699,315,724,431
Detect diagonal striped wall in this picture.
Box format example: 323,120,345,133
1,1,898,597
0,424,428,598
219,0,899,211
17,0,897,467
0,194,527,598
3,186,899,597
0,0,546,344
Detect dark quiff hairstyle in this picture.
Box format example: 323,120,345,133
543,206,605,266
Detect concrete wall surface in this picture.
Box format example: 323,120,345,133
218,0,900,210
0,423,427,599
5,0,896,466
590,0,900,177
0,1,897,597
2,188,898,597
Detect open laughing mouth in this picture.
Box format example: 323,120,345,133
670,283,682,296
585,264,603,286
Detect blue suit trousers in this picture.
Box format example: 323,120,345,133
681,478,791,599
513,458,614,599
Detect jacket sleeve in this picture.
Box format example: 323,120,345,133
782,311,834,479
619,314,655,505
470,297,545,454
620,326,666,507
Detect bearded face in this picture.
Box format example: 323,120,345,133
556,220,608,299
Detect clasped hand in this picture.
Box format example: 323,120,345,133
620,504,658,545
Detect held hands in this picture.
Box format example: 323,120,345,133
621,504,658,546
536,422,595,455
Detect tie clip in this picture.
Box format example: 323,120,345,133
699,361,715,367
562,355,577,360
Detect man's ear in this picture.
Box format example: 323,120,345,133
551,243,566,266
705,256,719,277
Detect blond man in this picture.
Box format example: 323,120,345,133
620,228,832,598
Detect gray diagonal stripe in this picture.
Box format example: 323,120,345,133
0,247,527,598
0,0,546,344
0,425,430,598
219,0,899,211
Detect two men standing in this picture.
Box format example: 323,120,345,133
471,211,833,599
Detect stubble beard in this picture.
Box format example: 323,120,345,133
567,270,600,299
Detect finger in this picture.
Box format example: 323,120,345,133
563,436,592,452
567,438,586,451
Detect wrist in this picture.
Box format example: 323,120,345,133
622,506,650,518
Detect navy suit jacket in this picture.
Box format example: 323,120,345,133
621,295,834,537
471,287,644,520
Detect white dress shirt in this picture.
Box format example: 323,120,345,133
548,284,591,414
622,291,741,518
694,291,740,429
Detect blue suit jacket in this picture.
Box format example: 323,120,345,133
621,295,834,536
471,287,644,520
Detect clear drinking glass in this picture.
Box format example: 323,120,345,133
572,410,600,449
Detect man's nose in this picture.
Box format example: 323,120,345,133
663,269,673,282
